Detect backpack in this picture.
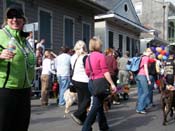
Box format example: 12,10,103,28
126,56,143,74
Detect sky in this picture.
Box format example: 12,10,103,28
166,0,175,4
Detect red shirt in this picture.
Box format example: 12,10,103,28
105,55,118,76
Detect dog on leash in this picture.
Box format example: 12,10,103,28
161,85,175,125
103,84,130,111
63,88,78,118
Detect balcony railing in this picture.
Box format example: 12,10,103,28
168,37,175,42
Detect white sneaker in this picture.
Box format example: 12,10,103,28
113,101,120,105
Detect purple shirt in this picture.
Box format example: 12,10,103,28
85,51,109,80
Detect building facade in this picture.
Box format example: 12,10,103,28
132,0,175,43
0,0,150,56
94,0,149,56
0,0,107,53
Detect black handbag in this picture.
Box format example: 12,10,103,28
69,57,79,93
69,83,77,93
88,56,110,96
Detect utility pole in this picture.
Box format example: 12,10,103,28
163,0,166,40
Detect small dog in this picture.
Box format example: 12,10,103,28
161,85,175,125
103,87,121,112
63,88,78,118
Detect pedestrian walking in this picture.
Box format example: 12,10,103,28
104,48,118,85
146,54,157,108
55,46,71,106
82,36,116,131
135,48,153,114
118,51,130,84
70,40,91,125
0,6,36,131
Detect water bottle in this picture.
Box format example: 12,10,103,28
6,37,16,62
7,37,16,53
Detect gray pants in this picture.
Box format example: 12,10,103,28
118,70,129,84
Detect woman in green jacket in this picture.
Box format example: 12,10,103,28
0,6,35,131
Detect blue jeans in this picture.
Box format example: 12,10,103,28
82,80,109,131
57,76,70,106
135,75,149,111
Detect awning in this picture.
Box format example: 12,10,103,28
168,16,175,20
95,13,149,33
141,37,169,47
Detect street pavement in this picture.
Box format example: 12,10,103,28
29,88,175,131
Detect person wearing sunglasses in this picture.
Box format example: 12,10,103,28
0,6,36,131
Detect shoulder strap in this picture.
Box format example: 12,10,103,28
0,45,5,49
72,56,79,76
88,55,94,79
83,55,88,67
2,28,27,57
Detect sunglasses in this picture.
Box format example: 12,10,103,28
7,15,23,19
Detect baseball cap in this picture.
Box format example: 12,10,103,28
6,6,25,19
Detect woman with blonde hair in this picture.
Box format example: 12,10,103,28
70,40,91,125
82,37,116,131
135,48,153,114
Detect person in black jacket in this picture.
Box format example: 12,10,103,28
146,54,157,108
164,53,175,89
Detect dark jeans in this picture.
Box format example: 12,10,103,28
111,75,117,86
72,80,91,122
147,75,155,105
0,88,31,131
82,80,109,131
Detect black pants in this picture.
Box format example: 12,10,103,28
0,88,31,131
72,80,91,122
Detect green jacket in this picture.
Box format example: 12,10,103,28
0,25,36,89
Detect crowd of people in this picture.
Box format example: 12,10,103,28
33,41,173,130
1,5,175,131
